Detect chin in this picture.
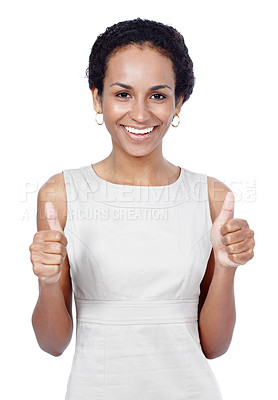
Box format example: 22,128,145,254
124,147,154,158
111,136,156,156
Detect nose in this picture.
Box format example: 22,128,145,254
129,98,151,123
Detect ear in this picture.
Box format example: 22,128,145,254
174,95,184,115
91,87,103,113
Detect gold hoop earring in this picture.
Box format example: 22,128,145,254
171,114,180,127
95,112,104,125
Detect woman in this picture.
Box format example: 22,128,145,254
30,18,255,399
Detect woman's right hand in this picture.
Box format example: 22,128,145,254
29,201,68,285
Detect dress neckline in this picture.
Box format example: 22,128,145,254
89,164,183,190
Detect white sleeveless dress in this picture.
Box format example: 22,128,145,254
62,164,223,400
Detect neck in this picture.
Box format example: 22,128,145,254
95,148,178,187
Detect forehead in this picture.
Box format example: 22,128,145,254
104,44,176,87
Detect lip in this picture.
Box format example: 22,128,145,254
121,125,158,141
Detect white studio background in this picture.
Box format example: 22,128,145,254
1,0,276,399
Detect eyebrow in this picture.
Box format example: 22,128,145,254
110,82,172,91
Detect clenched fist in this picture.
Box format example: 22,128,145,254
30,201,67,284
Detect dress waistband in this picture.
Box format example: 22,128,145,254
75,298,198,325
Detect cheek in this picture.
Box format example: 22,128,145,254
102,99,129,119
152,103,175,124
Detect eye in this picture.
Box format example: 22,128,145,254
150,93,166,100
115,92,131,99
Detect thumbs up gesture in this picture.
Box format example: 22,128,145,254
210,191,255,268
29,202,68,284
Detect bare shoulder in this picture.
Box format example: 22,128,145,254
37,172,67,231
207,176,234,223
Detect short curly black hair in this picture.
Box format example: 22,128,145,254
86,18,195,105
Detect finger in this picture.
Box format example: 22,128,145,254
226,238,253,254
221,218,249,236
228,247,254,264
40,253,64,265
33,263,61,278
221,229,246,245
45,201,63,233
44,231,67,246
43,241,67,256
215,191,234,226
33,230,67,246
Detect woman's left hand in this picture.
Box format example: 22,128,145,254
210,191,255,268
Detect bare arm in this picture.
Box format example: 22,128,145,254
30,173,73,357
198,248,237,359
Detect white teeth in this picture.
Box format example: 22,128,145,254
124,126,154,134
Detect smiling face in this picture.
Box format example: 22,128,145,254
92,44,183,157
